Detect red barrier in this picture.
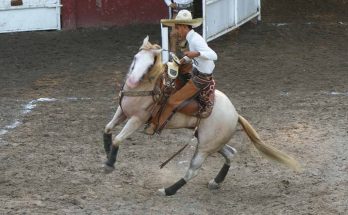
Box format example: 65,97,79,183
61,0,167,29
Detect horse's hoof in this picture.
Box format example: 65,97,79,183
103,163,115,174
157,188,166,196
143,124,156,135
208,179,220,190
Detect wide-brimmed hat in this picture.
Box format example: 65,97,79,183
161,10,202,28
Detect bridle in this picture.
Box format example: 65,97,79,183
118,56,165,116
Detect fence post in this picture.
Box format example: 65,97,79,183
202,0,206,41
258,0,261,21
161,24,169,63
235,0,238,25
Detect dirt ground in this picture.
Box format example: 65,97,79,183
1,4,348,215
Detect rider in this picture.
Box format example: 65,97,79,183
147,9,217,134
163,0,194,54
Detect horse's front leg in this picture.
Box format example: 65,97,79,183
103,106,127,157
104,106,127,133
104,116,144,173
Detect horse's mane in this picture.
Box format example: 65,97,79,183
132,36,165,86
142,44,165,82
150,53,164,78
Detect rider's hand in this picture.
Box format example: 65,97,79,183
184,51,200,59
169,3,177,9
180,56,191,64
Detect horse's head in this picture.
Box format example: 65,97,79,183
126,36,162,89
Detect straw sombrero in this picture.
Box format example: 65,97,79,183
161,10,203,28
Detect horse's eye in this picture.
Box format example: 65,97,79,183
130,58,136,71
130,62,134,71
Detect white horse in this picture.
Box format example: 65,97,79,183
103,36,300,196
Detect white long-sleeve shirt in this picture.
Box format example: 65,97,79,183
186,30,217,74
163,0,193,7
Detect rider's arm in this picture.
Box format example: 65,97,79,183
191,35,217,61
184,51,200,59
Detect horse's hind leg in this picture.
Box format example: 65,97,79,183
103,107,127,157
208,145,237,190
159,150,209,196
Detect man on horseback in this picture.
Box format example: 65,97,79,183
103,35,300,196
147,9,217,134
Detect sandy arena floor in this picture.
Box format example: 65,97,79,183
0,6,348,215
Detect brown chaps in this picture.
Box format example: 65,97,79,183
152,79,200,131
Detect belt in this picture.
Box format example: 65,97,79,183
176,2,193,9
192,68,212,78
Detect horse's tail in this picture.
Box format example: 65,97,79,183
238,115,301,171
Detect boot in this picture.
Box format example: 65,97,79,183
156,80,199,132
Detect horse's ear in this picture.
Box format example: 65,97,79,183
140,35,152,50
151,44,162,55
142,35,149,46
153,44,161,49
